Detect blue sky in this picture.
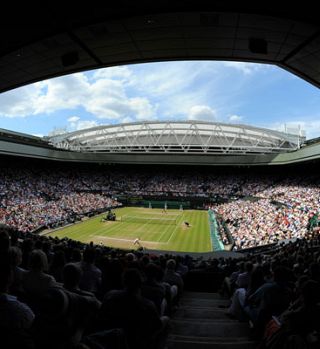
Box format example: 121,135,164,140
0,60,320,139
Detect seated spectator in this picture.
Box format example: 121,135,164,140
9,246,27,296
246,266,293,337
175,255,189,277
71,248,82,263
22,249,56,299
98,268,169,349
163,259,184,302
228,264,263,321
262,280,320,348
76,248,102,294
63,263,96,297
142,263,166,315
33,285,100,349
0,262,35,349
0,224,11,263
49,249,66,283
236,262,253,289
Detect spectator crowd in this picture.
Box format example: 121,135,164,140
220,229,320,348
0,224,188,349
0,165,320,348
1,167,320,250
0,221,320,348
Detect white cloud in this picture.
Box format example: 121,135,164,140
188,105,217,121
0,84,43,117
67,116,98,131
0,61,298,138
67,116,80,123
130,62,193,96
122,116,134,124
92,66,132,81
128,97,156,120
229,114,243,122
130,61,258,120
0,68,157,123
0,61,267,127
75,120,98,130
130,61,219,99
34,73,90,114
223,61,264,75
89,78,126,100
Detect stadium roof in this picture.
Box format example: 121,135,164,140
1,2,320,94
47,121,304,154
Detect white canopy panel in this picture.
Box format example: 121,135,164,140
48,121,304,154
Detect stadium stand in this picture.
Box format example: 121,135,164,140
2,3,320,348
1,163,319,251
3,132,320,349
0,211,320,348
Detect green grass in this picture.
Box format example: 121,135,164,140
47,207,212,253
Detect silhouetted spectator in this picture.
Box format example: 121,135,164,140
33,285,100,349
247,266,293,337
49,249,66,283
142,263,166,315
98,268,169,349
0,261,35,349
164,259,184,300
22,249,56,298
0,224,11,264
9,246,27,296
76,248,102,294
63,263,98,298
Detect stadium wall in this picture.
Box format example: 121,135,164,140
141,200,190,209
2,138,320,166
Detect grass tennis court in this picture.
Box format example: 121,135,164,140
47,207,212,252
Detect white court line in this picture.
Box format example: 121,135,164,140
134,213,181,217
122,214,179,224
95,235,162,245
98,214,171,241
96,236,137,243
156,219,175,242
122,214,160,238
122,214,180,242
165,213,186,244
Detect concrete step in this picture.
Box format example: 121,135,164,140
175,307,230,320
180,298,230,308
171,319,250,338
168,335,256,349
182,292,224,300
171,292,252,349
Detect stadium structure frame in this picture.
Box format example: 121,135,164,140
48,121,304,155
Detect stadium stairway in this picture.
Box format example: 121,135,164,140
168,291,256,349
